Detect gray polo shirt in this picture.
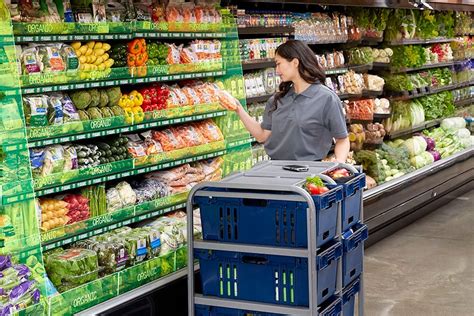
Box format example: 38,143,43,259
261,83,347,161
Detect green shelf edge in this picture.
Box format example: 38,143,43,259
27,110,227,148
13,31,233,43
20,70,226,94
34,149,226,197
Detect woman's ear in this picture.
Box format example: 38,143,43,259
292,58,299,68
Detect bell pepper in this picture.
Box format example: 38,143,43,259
128,39,142,55
119,95,131,109
127,54,136,67
124,108,134,124
139,39,147,53
129,91,144,106
135,53,146,67
132,106,145,123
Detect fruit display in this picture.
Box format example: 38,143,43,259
348,124,366,151
127,38,148,69
304,176,329,195
62,194,91,225
71,41,113,73
39,198,69,231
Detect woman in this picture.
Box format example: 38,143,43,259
231,40,350,163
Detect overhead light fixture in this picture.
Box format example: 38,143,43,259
420,0,434,10
408,0,434,10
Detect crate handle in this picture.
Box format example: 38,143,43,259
241,255,269,265
242,198,268,207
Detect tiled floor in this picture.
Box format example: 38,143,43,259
364,189,474,316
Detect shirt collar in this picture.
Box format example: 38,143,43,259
299,83,319,98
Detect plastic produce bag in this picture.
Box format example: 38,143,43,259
45,248,99,292
115,181,137,206
23,95,48,126
74,240,128,275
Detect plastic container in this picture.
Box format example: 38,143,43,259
74,239,128,275
342,224,368,287
343,278,360,316
195,295,342,315
196,241,342,307
45,248,100,291
197,183,342,249
329,171,365,231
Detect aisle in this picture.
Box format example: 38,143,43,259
364,189,474,316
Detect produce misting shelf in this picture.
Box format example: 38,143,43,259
386,119,442,140
20,70,226,94
33,147,226,197
241,59,276,71
41,199,188,251
386,37,459,46
27,109,227,148
387,61,457,74
237,26,294,35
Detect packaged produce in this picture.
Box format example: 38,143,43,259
364,74,385,91
74,239,128,275
347,47,374,65
109,233,147,266
135,227,161,259
345,99,375,121
115,181,137,206
23,95,48,126
341,71,364,94
45,248,99,292
152,128,185,151
20,47,42,75
74,144,100,168
372,48,393,63
131,179,169,204
193,120,223,142
37,45,66,73
106,188,123,212
62,194,90,224
173,125,206,147
374,98,390,114
126,134,147,158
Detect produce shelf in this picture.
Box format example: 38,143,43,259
44,246,190,315
34,143,226,197
325,67,349,75
246,94,273,104
241,59,276,71
237,26,294,35
20,70,226,94
387,82,471,101
454,97,474,107
373,113,391,120
27,106,227,148
41,194,188,250
348,63,373,73
386,119,442,139
226,137,254,149
386,37,457,46
390,61,455,73
76,264,198,316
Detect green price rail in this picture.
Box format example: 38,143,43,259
21,70,226,94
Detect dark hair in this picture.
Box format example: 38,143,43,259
272,40,326,112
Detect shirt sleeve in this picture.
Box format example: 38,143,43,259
324,95,348,139
260,96,275,131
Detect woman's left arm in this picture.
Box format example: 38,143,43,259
334,137,350,163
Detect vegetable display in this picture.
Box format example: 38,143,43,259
304,176,329,195
72,41,113,74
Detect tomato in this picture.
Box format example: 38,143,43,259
306,183,329,195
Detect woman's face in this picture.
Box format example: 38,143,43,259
275,54,299,82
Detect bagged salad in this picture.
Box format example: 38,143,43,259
45,248,99,292
74,240,128,275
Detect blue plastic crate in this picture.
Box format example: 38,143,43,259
342,278,360,316
195,296,342,316
342,224,368,287
196,241,342,307
196,185,343,249
338,173,365,232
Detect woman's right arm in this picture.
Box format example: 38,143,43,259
235,105,271,143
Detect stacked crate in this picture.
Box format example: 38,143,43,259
187,161,366,315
